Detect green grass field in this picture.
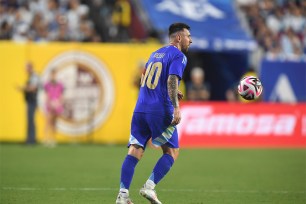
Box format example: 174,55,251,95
0,144,305,204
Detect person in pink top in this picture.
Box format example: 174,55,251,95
44,69,64,147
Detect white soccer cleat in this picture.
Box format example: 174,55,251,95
115,192,134,204
139,187,162,204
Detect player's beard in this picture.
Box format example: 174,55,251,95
181,46,189,54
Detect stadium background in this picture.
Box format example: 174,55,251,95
0,0,305,203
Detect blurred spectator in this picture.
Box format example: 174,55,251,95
111,0,131,42
283,3,305,33
16,62,40,145
236,0,256,6
43,69,64,148
266,7,284,34
12,9,30,41
186,67,210,101
0,21,11,39
239,0,305,60
225,86,239,102
66,0,89,40
53,15,70,41
280,28,303,59
145,29,161,43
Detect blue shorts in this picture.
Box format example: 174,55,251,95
128,112,179,149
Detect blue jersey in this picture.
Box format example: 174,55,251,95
134,45,187,115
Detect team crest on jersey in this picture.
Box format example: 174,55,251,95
38,51,114,136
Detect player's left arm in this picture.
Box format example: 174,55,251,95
168,75,181,125
168,75,179,108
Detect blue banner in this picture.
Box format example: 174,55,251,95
141,0,256,51
260,59,306,102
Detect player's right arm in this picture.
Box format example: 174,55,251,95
168,75,181,125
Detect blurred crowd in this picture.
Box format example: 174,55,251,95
238,0,306,60
0,0,144,42
2,0,304,58
0,0,100,42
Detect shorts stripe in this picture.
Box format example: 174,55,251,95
129,135,143,147
162,126,175,139
152,125,175,146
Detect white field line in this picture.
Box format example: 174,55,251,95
1,187,305,194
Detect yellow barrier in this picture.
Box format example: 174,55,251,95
0,42,160,144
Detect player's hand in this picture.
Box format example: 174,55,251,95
177,90,184,100
171,107,181,126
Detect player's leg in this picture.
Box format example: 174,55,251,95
140,146,178,204
116,113,150,204
120,145,144,193
116,144,144,204
140,114,179,204
148,145,179,187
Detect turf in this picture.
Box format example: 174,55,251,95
0,144,305,204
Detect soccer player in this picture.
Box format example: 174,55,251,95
116,22,192,204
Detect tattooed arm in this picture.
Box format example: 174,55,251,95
168,75,179,107
168,75,181,125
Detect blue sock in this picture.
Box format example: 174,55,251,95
149,154,174,185
120,155,139,190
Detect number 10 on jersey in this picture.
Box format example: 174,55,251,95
141,62,162,90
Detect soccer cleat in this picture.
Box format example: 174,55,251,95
139,187,162,204
115,192,134,204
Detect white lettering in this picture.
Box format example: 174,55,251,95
207,114,236,135
186,118,206,134
156,0,225,22
255,115,274,135
302,115,306,136
180,107,297,136
274,115,296,136
235,114,256,135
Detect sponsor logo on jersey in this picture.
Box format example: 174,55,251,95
39,51,114,136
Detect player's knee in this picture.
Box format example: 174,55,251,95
171,149,179,161
163,148,179,161
128,144,144,160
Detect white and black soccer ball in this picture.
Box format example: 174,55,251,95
237,76,263,100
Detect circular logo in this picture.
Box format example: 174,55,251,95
39,51,115,136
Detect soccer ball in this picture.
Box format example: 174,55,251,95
237,76,263,100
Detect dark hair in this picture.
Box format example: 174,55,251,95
168,23,190,36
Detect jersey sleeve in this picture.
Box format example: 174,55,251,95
168,53,187,80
